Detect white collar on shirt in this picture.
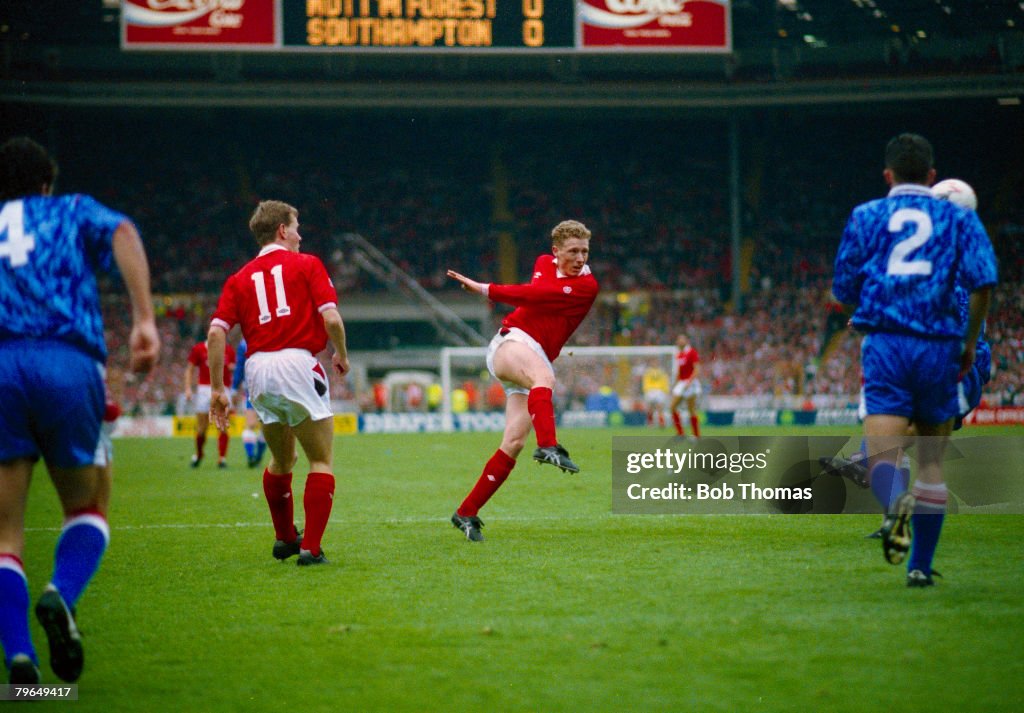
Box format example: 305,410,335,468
553,257,592,279
258,244,290,257
888,184,935,198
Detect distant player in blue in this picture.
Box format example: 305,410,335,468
233,338,267,468
0,137,160,683
833,134,997,587
952,286,992,430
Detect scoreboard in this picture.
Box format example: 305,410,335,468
122,0,731,53
286,0,574,50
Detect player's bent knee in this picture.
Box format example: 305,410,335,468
501,435,526,457
531,371,556,390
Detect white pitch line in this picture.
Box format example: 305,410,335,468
25,509,915,534
24,512,624,533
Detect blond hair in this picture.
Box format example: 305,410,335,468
248,200,297,246
551,220,591,246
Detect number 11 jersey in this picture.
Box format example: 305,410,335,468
211,244,338,357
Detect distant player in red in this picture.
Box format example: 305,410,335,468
446,220,599,541
184,338,236,469
207,200,350,567
670,333,702,439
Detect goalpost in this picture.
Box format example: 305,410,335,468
439,345,677,433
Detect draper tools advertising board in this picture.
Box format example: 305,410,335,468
122,1,731,52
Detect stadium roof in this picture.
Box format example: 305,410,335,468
1,1,1022,110
5,1,1024,48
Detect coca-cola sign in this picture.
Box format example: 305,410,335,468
122,0,278,49
577,0,731,51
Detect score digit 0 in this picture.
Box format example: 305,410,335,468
523,0,543,47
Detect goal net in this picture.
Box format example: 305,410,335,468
438,345,678,433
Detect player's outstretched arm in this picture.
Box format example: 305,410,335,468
488,280,598,311
206,325,232,432
447,269,487,296
112,220,160,373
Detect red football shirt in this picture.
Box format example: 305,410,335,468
211,245,338,356
187,340,236,386
675,346,700,381
488,254,599,362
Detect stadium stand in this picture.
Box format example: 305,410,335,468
58,110,1021,416
4,2,1022,416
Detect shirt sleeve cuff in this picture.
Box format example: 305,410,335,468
481,283,490,297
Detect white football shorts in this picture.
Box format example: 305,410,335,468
644,389,669,407
672,379,703,399
486,327,554,397
192,385,212,414
193,384,233,416
245,349,332,427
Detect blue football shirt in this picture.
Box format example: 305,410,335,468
0,194,128,362
232,339,247,390
833,184,998,338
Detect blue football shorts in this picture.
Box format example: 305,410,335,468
860,332,961,425
0,339,105,468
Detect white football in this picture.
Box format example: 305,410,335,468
932,178,977,211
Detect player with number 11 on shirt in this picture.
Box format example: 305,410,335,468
207,200,349,567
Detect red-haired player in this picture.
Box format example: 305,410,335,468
446,219,599,541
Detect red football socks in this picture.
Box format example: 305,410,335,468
218,431,229,458
195,433,206,459
302,472,335,557
690,414,701,438
458,449,516,517
262,470,296,542
528,386,557,447
672,411,684,436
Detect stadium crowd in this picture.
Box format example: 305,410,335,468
45,113,1022,414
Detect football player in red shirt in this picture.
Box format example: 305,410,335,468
669,333,702,439
184,338,236,468
207,200,350,566
446,220,598,541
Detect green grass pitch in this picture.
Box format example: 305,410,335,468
20,426,1024,712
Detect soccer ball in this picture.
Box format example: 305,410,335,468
932,178,977,211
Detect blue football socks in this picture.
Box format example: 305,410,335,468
0,557,37,668
50,513,110,608
868,461,908,512
908,482,948,575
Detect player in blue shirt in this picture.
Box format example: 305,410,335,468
0,137,159,683
820,179,993,504
832,134,997,587
232,338,267,468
